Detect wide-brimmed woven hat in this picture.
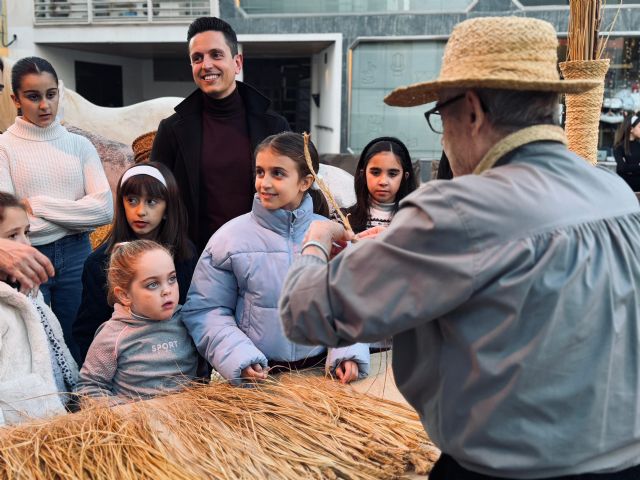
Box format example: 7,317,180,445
132,130,157,163
384,16,600,107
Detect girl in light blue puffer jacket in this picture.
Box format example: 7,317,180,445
183,133,369,385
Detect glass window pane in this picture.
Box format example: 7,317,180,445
349,40,446,159
518,0,640,5
239,0,473,15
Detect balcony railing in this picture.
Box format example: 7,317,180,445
34,0,212,24
237,0,474,15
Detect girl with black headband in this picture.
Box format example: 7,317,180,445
613,112,640,192
342,136,418,234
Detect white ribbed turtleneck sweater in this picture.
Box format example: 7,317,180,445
367,198,396,229
0,117,113,245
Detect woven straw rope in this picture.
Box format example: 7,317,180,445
559,59,610,165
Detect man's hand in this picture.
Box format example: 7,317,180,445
303,220,355,260
355,225,387,241
0,238,54,290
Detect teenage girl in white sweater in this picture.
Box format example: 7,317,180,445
0,57,113,359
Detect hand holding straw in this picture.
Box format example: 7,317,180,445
302,132,356,239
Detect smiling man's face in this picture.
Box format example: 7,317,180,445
189,30,242,99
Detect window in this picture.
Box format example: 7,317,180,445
238,0,473,15
349,40,446,159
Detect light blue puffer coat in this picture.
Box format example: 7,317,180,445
183,194,369,384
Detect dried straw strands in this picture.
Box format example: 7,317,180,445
302,132,355,235
567,0,604,62
0,375,439,479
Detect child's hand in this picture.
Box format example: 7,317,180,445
241,363,269,382
335,360,359,384
356,225,387,241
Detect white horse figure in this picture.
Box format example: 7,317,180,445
59,87,183,145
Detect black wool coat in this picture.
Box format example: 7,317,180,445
150,81,290,251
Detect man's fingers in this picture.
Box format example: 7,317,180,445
356,225,387,241
14,255,52,289
36,251,55,278
10,267,35,291
0,240,54,289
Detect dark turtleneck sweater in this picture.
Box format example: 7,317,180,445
199,88,253,248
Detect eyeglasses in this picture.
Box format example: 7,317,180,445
423,94,465,134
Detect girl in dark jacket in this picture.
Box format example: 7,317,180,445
73,162,197,363
613,112,640,192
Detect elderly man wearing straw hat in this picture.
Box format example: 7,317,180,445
279,16,640,480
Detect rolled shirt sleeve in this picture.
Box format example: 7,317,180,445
279,186,476,347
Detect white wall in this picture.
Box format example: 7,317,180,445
37,45,145,105
239,33,343,154
140,59,194,100
311,40,342,154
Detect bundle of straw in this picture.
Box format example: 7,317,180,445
566,0,604,62
303,132,355,235
560,0,612,164
0,375,438,479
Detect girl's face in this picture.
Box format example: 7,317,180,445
123,192,167,240
365,151,407,204
115,249,179,321
0,207,30,245
631,121,640,140
255,147,313,211
11,72,59,128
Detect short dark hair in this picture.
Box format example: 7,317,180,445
106,162,192,263
187,17,238,56
11,56,58,94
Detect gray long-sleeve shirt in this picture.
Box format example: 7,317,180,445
76,304,198,403
280,141,640,478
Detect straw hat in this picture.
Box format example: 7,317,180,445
132,131,157,163
384,16,600,107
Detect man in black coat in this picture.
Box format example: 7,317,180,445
151,17,290,251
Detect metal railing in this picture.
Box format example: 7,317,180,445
34,0,212,24
237,0,473,15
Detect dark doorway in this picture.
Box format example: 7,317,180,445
75,61,123,107
243,57,311,133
